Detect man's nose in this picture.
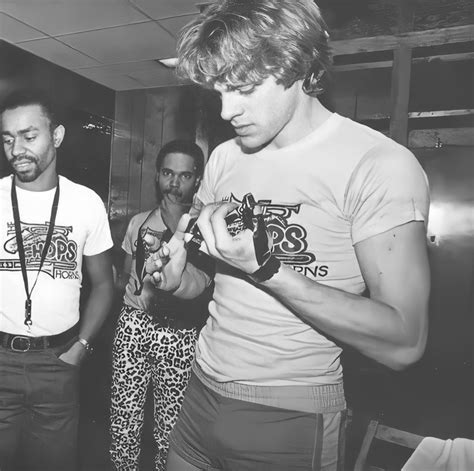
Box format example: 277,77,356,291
11,139,25,157
220,92,243,122
170,174,180,186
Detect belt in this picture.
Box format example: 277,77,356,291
0,324,79,352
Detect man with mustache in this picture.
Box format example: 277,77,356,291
0,89,114,471
110,140,212,471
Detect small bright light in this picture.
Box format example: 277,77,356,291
157,58,178,68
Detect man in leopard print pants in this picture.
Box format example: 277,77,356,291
109,140,212,470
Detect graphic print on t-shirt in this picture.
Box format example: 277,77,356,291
2,220,79,279
131,227,164,260
228,194,329,279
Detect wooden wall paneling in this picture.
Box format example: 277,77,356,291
140,91,164,213
195,89,210,161
161,87,198,145
109,92,133,245
127,91,146,217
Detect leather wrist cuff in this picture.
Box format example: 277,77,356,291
248,256,281,283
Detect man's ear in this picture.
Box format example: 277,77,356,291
195,176,202,188
53,125,65,148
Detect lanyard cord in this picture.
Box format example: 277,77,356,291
11,177,60,327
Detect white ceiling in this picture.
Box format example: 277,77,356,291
0,0,205,90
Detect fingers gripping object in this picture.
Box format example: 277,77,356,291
186,194,281,282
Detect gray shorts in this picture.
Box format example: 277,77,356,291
168,373,347,471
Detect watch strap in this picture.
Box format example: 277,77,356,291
248,256,281,283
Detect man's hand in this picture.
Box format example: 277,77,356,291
196,202,272,274
58,341,88,366
144,213,190,291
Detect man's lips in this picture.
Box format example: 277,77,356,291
233,124,252,135
13,160,35,171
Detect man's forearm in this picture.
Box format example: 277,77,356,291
259,264,428,370
78,280,114,341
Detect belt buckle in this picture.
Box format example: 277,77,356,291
11,335,31,352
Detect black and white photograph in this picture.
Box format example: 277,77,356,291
0,1,473,470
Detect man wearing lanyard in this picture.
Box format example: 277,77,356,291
0,89,114,471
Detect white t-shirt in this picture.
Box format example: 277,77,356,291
195,113,430,386
0,175,113,336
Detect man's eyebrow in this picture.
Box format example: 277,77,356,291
1,126,39,136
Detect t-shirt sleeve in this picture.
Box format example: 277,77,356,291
121,216,136,255
344,143,430,245
83,191,114,256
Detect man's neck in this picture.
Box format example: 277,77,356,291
268,93,332,151
160,198,191,232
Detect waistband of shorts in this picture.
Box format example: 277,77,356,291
192,361,346,414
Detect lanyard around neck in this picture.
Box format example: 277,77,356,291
11,177,60,327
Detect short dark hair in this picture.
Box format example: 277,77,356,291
177,0,331,95
0,89,60,129
155,139,205,177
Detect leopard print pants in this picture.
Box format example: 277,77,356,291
110,305,198,471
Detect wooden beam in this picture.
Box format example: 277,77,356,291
409,109,474,118
333,52,474,72
409,127,474,148
358,108,474,121
376,424,424,449
389,44,412,145
354,420,379,471
414,52,474,64
398,0,415,34
331,24,474,56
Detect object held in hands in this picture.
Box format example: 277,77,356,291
185,193,272,267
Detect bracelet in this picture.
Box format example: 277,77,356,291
78,337,93,354
248,256,281,283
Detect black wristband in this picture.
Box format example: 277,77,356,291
248,256,281,283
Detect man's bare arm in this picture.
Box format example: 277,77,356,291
115,252,131,294
60,250,114,365
261,221,430,370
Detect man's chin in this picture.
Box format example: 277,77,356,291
238,135,267,153
14,170,39,183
